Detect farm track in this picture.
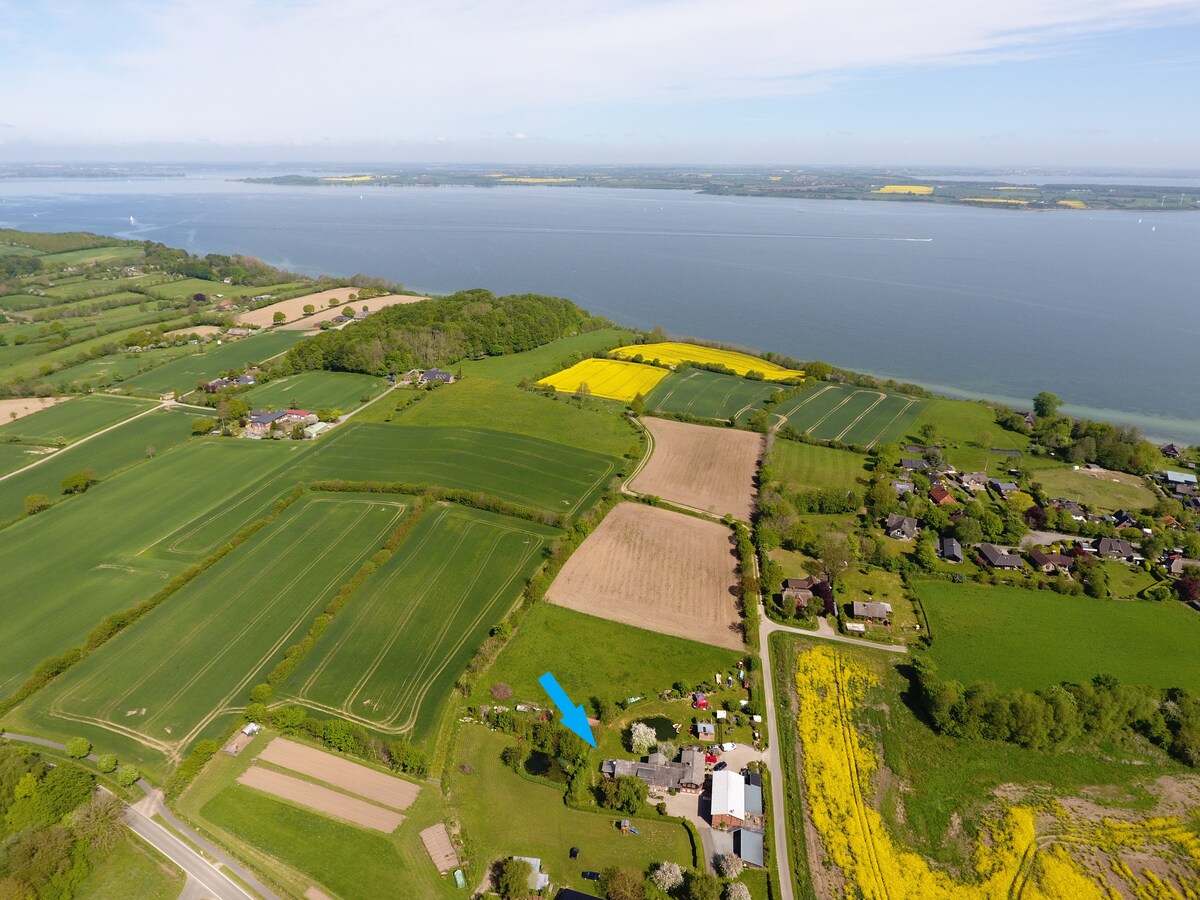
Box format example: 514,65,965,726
831,655,891,900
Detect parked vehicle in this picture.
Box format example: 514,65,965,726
582,871,601,881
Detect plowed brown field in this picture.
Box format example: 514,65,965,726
546,503,743,649
258,737,418,811
631,418,763,520
238,766,404,833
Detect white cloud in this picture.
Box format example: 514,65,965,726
1,0,1198,147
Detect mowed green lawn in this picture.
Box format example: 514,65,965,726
0,436,301,702
455,328,635,383
1023,460,1155,513
187,735,457,900
777,383,925,447
916,579,1200,692
451,726,694,893
646,369,778,421
295,422,620,516
75,833,184,900
473,602,743,710
245,371,386,413
770,440,867,492
284,504,557,745
18,495,409,768
0,407,202,522
121,331,304,395
910,398,1028,473
36,246,145,268
0,395,155,445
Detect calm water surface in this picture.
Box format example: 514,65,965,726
2,172,1198,440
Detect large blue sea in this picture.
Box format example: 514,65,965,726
3,168,1198,441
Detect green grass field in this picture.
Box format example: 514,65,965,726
35,246,145,268
384,377,637,458
1023,459,1155,512
0,437,301,703
455,328,635,383
916,579,1200,692
910,398,1028,472
776,383,925,447
451,726,694,894
245,371,386,413
283,504,557,745
121,331,304,395
473,602,743,711
770,439,867,492
0,442,54,476
75,833,184,900
0,395,155,445
50,343,200,388
17,495,409,768
295,422,620,516
182,730,457,900
0,407,203,522
646,369,779,420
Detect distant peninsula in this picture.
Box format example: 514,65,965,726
240,166,1200,211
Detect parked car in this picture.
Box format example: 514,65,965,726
720,742,737,752
713,761,728,772
582,871,601,881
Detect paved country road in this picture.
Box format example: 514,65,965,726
1,731,277,900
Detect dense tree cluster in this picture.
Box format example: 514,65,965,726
996,395,1162,474
0,746,115,899
277,290,606,376
912,657,1200,766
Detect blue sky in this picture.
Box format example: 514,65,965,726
1,0,1198,167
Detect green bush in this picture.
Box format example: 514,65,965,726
96,754,118,774
116,766,141,787
65,737,91,759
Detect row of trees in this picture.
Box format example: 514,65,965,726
912,656,1200,765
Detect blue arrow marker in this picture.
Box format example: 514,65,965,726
538,671,596,747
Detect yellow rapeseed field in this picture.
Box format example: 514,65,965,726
498,177,578,183
612,342,804,381
1058,200,1087,209
792,646,1195,899
875,185,934,195
992,186,1038,191
537,358,667,402
319,175,375,182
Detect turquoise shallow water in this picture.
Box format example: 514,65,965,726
3,171,1198,440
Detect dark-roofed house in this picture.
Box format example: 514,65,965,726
929,485,956,506
1052,498,1085,520
1094,537,1137,562
781,577,816,610
1162,443,1182,459
990,479,1020,497
978,543,1024,570
900,457,929,471
735,828,765,868
203,377,233,393
884,514,918,540
420,368,455,385
601,747,705,794
1165,556,1200,576
959,472,989,491
245,409,288,437
1029,548,1073,575
1113,509,1138,530
938,537,963,563
852,600,892,622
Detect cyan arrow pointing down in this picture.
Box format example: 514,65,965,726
538,671,596,747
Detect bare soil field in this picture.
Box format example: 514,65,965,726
0,397,69,423
163,325,223,340
546,503,743,649
234,289,426,329
258,737,419,811
419,823,460,874
238,766,404,833
631,417,763,520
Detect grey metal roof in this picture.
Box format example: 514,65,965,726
736,829,765,867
